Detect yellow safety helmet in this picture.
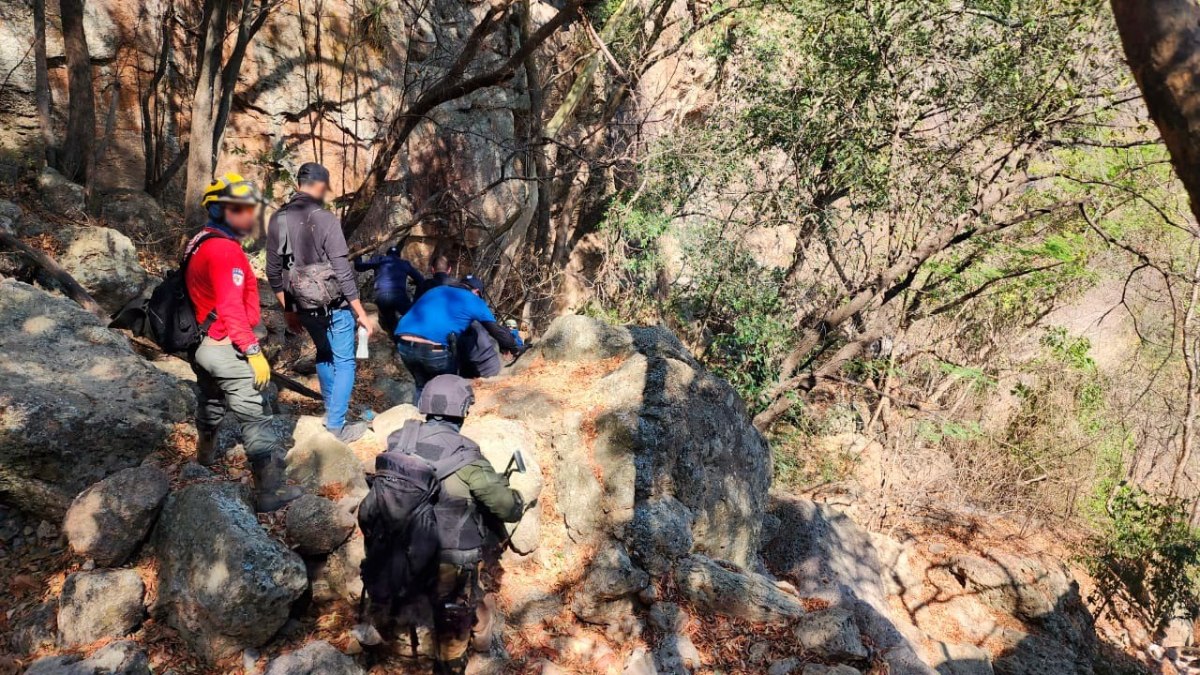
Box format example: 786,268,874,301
201,173,263,207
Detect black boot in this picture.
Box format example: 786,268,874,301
249,452,302,512
434,656,468,675
195,431,218,466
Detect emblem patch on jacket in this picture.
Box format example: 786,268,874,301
232,267,245,286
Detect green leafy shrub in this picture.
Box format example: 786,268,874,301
1085,485,1200,630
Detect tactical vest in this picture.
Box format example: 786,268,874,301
390,420,487,554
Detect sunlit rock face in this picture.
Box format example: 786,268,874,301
0,279,190,518
152,482,308,663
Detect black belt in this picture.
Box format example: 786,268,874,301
398,336,446,352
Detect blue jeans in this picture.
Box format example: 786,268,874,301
301,307,357,430
396,340,455,404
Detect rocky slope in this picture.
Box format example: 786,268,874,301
0,272,1149,674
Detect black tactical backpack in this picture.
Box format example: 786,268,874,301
109,232,218,353
358,421,480,613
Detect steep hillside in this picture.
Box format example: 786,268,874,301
0,268,1172,674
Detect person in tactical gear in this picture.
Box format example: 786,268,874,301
400,375,525,674
186,173,302,512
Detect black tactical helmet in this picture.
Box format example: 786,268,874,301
418,374,475,417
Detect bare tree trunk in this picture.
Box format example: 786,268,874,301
340,0,583,238
1172,251,1200,493
32,0,55,166
1110,0,1200,225
183,0,228,228
58,0,94,185
751,197,1078,431
182,0,282,227
142,1,176,195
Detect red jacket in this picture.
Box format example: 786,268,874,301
184,228,261,352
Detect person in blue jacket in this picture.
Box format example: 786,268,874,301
395,282,520,402
354,246,425,338
457,276,503,379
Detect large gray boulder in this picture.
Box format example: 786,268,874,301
57,225,152,313
57,569,146,647
462,415,544,556
310,533,365,605
26,640,150,675
793,608,869,661
675,555,806,624
263,640,363,675
762,495,935,675
37,166,85,216
286,494,355,556
152,482,308,662
497,316,771,570
0,280,191,517
285,416,369,502
98,190,165,240
529,314,636,362
63,465,170,566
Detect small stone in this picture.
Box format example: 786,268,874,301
623,647,657,675
262,640,363,675
351,623,383,647
749,642,772,663
36,520,57,540
180,462,215,481
802,665,862,675
243,648,261,674
768,658,801,675
793,608,868,660
81,559,96,571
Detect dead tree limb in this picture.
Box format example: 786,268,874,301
0,231,107,320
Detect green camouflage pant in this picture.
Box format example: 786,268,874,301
190,338,285,461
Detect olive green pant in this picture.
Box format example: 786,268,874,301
190,338,285,461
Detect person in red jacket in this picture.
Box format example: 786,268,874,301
184,173,301,512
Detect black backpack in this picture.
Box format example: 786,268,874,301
357,421,480,613
109,232,218,353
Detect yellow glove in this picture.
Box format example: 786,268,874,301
247,351,271,390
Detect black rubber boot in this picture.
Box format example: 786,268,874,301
249,452,302,512
196,431,218,466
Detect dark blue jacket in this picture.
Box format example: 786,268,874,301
355,255,424,307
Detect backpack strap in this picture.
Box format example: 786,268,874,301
390,421,483,480
182,232,222,331
387,419,425,455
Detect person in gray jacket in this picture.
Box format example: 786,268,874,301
266,162,377,442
